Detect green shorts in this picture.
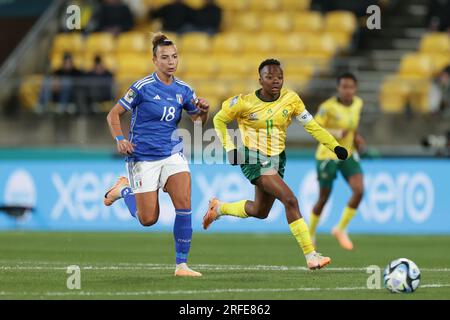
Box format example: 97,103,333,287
240,147,286,185
316,153,363,188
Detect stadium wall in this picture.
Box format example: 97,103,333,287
0,158,449,234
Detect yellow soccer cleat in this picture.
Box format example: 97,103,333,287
174,263,202,277
104,176,129,206
202,198,220,230
306,252,331,270
332,227,354,250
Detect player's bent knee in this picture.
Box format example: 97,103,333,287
282,195,299,209
139,214,158,227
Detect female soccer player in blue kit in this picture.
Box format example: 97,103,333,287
104,33,209,277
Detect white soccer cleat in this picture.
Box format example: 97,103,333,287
104,176,129,206
174,263,202,277
306,252,331,270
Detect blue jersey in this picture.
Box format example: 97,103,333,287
118,72,200,161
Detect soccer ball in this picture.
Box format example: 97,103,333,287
383,258,421,293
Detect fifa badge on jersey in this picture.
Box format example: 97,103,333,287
230,96,238,107
176,94,183,104
124,88,137,104
248,113,258,121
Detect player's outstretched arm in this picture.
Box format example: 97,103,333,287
296,109,348,160
106,103,135,155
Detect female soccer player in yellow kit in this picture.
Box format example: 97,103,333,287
202,59,349,270
309,73,365,251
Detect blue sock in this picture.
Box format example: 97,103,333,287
174,209,192,265
121,187,137,219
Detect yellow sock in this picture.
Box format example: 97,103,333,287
219,200,248,218
289,218,315,255
336,206,357,231
309,212,320,238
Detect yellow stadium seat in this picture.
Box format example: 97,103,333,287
116,53,153,75
49,53,84,71
242,33,278,54
281,0,310,10
231,12,261,32
86,33,116,54
196,81,229,100
228,80,258,96
398,53,433,79
179,32,211,54
178,55,217,80
409,80,432,113
306,34,337,57
325,11,357,34
216,55,253,80
292,11,323,32
185,0,204,9
325,31,352,50
115,71,150,99
423,53,450,74
19,74,43,111
284,75,311,92
216,0,250,11
117,32,147,53
249,0,282,11
51,33,84,55
379,78,410,113
419,33,450,54
212,32,244,54
283,63,314,79
261,12,293,33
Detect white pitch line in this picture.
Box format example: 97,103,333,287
0,284,449,297
1,263,450,272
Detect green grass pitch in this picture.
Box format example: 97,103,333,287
0,232,449,299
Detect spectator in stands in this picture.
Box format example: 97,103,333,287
427,0,450,32
90,0,134,35
148,0,195,34
83,56,114,114
38,53,84,114
192,0,222,35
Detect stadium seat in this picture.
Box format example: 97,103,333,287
216,55,253,80
179,32,211,54
283,63,314,79
292,11,323,32
116,53,153,75
306,34,337,58
280,0,310,10
19,74,43,111
379,78,411,113
184,0,204,9
230,12,261,32
398,53,433,79
51,32,84,55
249,0,281,11
178,55,217,80
212,32,243,54
261,12,293,33
195,81,229,100
117,32,147,53
242,33,278,54
85,33,116,54
325,11,357,34
325,31,352,50
409,80,432,113
423,53,450,74
276,32,309,55
419,33,450,54
228,80,258,96
216,0,250,11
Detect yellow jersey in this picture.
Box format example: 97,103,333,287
315,96,363,160
214,88,341,157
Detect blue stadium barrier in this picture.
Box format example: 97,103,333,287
0,158,449,234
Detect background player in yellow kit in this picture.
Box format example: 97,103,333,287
309,72,365,251
202,59,349,270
